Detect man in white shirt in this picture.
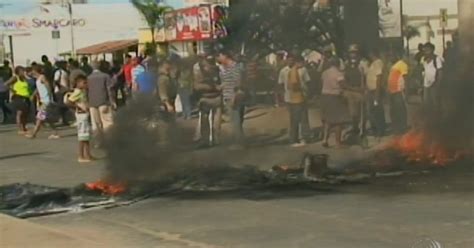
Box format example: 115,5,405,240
422,42,444,109
53,60,71,126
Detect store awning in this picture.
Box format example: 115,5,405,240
76,39,138,55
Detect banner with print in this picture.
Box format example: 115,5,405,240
378,0,402,38
166,6,212,41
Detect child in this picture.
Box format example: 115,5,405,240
26,65,60,139
67,75,94,163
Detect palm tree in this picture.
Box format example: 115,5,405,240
403,24,421,55
130,0,172,53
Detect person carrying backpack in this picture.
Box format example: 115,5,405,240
421,42,444,111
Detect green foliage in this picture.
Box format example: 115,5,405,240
130,0,172,52
403,25,421,41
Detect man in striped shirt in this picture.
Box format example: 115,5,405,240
217,51,245,148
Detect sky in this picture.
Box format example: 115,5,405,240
0,0,184,13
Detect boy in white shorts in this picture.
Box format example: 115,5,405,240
67,75,94,163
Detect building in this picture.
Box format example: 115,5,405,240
41,0,88,4
184,0,229,7
138,0,229,57
0,1,145,65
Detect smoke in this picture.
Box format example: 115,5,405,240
102,95,182,183
416,56,474,154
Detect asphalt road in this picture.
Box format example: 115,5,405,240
0,107,473,248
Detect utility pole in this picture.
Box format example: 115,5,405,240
8,35,14,67
458,0,473,56
65,0,76,58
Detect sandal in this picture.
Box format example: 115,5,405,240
25,134,36,139
78,158,92,163
48,134,61,140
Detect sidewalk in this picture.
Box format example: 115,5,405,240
0,214,100,248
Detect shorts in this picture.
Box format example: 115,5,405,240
36,104,58,122
12,95,30,113
89,105,114,132
76,112,91,142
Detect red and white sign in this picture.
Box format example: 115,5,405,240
165,6,212,41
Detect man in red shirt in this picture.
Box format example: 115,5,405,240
122,55,133,92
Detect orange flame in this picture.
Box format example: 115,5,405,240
390,130,459,166
85,180,126,196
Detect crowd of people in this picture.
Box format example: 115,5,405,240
0,40,448,161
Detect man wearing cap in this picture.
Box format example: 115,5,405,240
343,44,369,135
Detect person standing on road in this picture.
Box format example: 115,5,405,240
158,60,178,113
87,61,116,143
0,67,12,124
5,66,32,135
2,60,13,80
279,55,312,147
387,52,409,135
217,51,246,149
80,56,93,76
131,57,146,94
67,75,94,163
176,58,194,120
366,48,386,139
68,60,86,88
343,44,369,135
26,65,60,139
194,56,223,148
320,58,349,148
41,55,54,88
421,42,444,111
123,55,133,94
53,61,71,126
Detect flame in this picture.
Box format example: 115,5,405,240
390,130,468,166
85,180,126,196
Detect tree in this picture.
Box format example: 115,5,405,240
223,0,343,56
403,24,421,55
130,0,172,53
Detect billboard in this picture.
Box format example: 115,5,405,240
165,6,212,41
378,0,402,38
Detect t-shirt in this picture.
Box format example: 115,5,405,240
321,67,344,95
81,64,93,75
123,63,133,85
278,66,311,103
388,60,408,94
422,56,443,88
220,62,242,101
87,70,113,108
69,69,86,87
366,59,384,91
132,65,145,85
13,78,31,97
344,60,369,88
54,69,70,90
36,77,52,105
136,71,156,94
0,77,6,93
68,88,88,111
